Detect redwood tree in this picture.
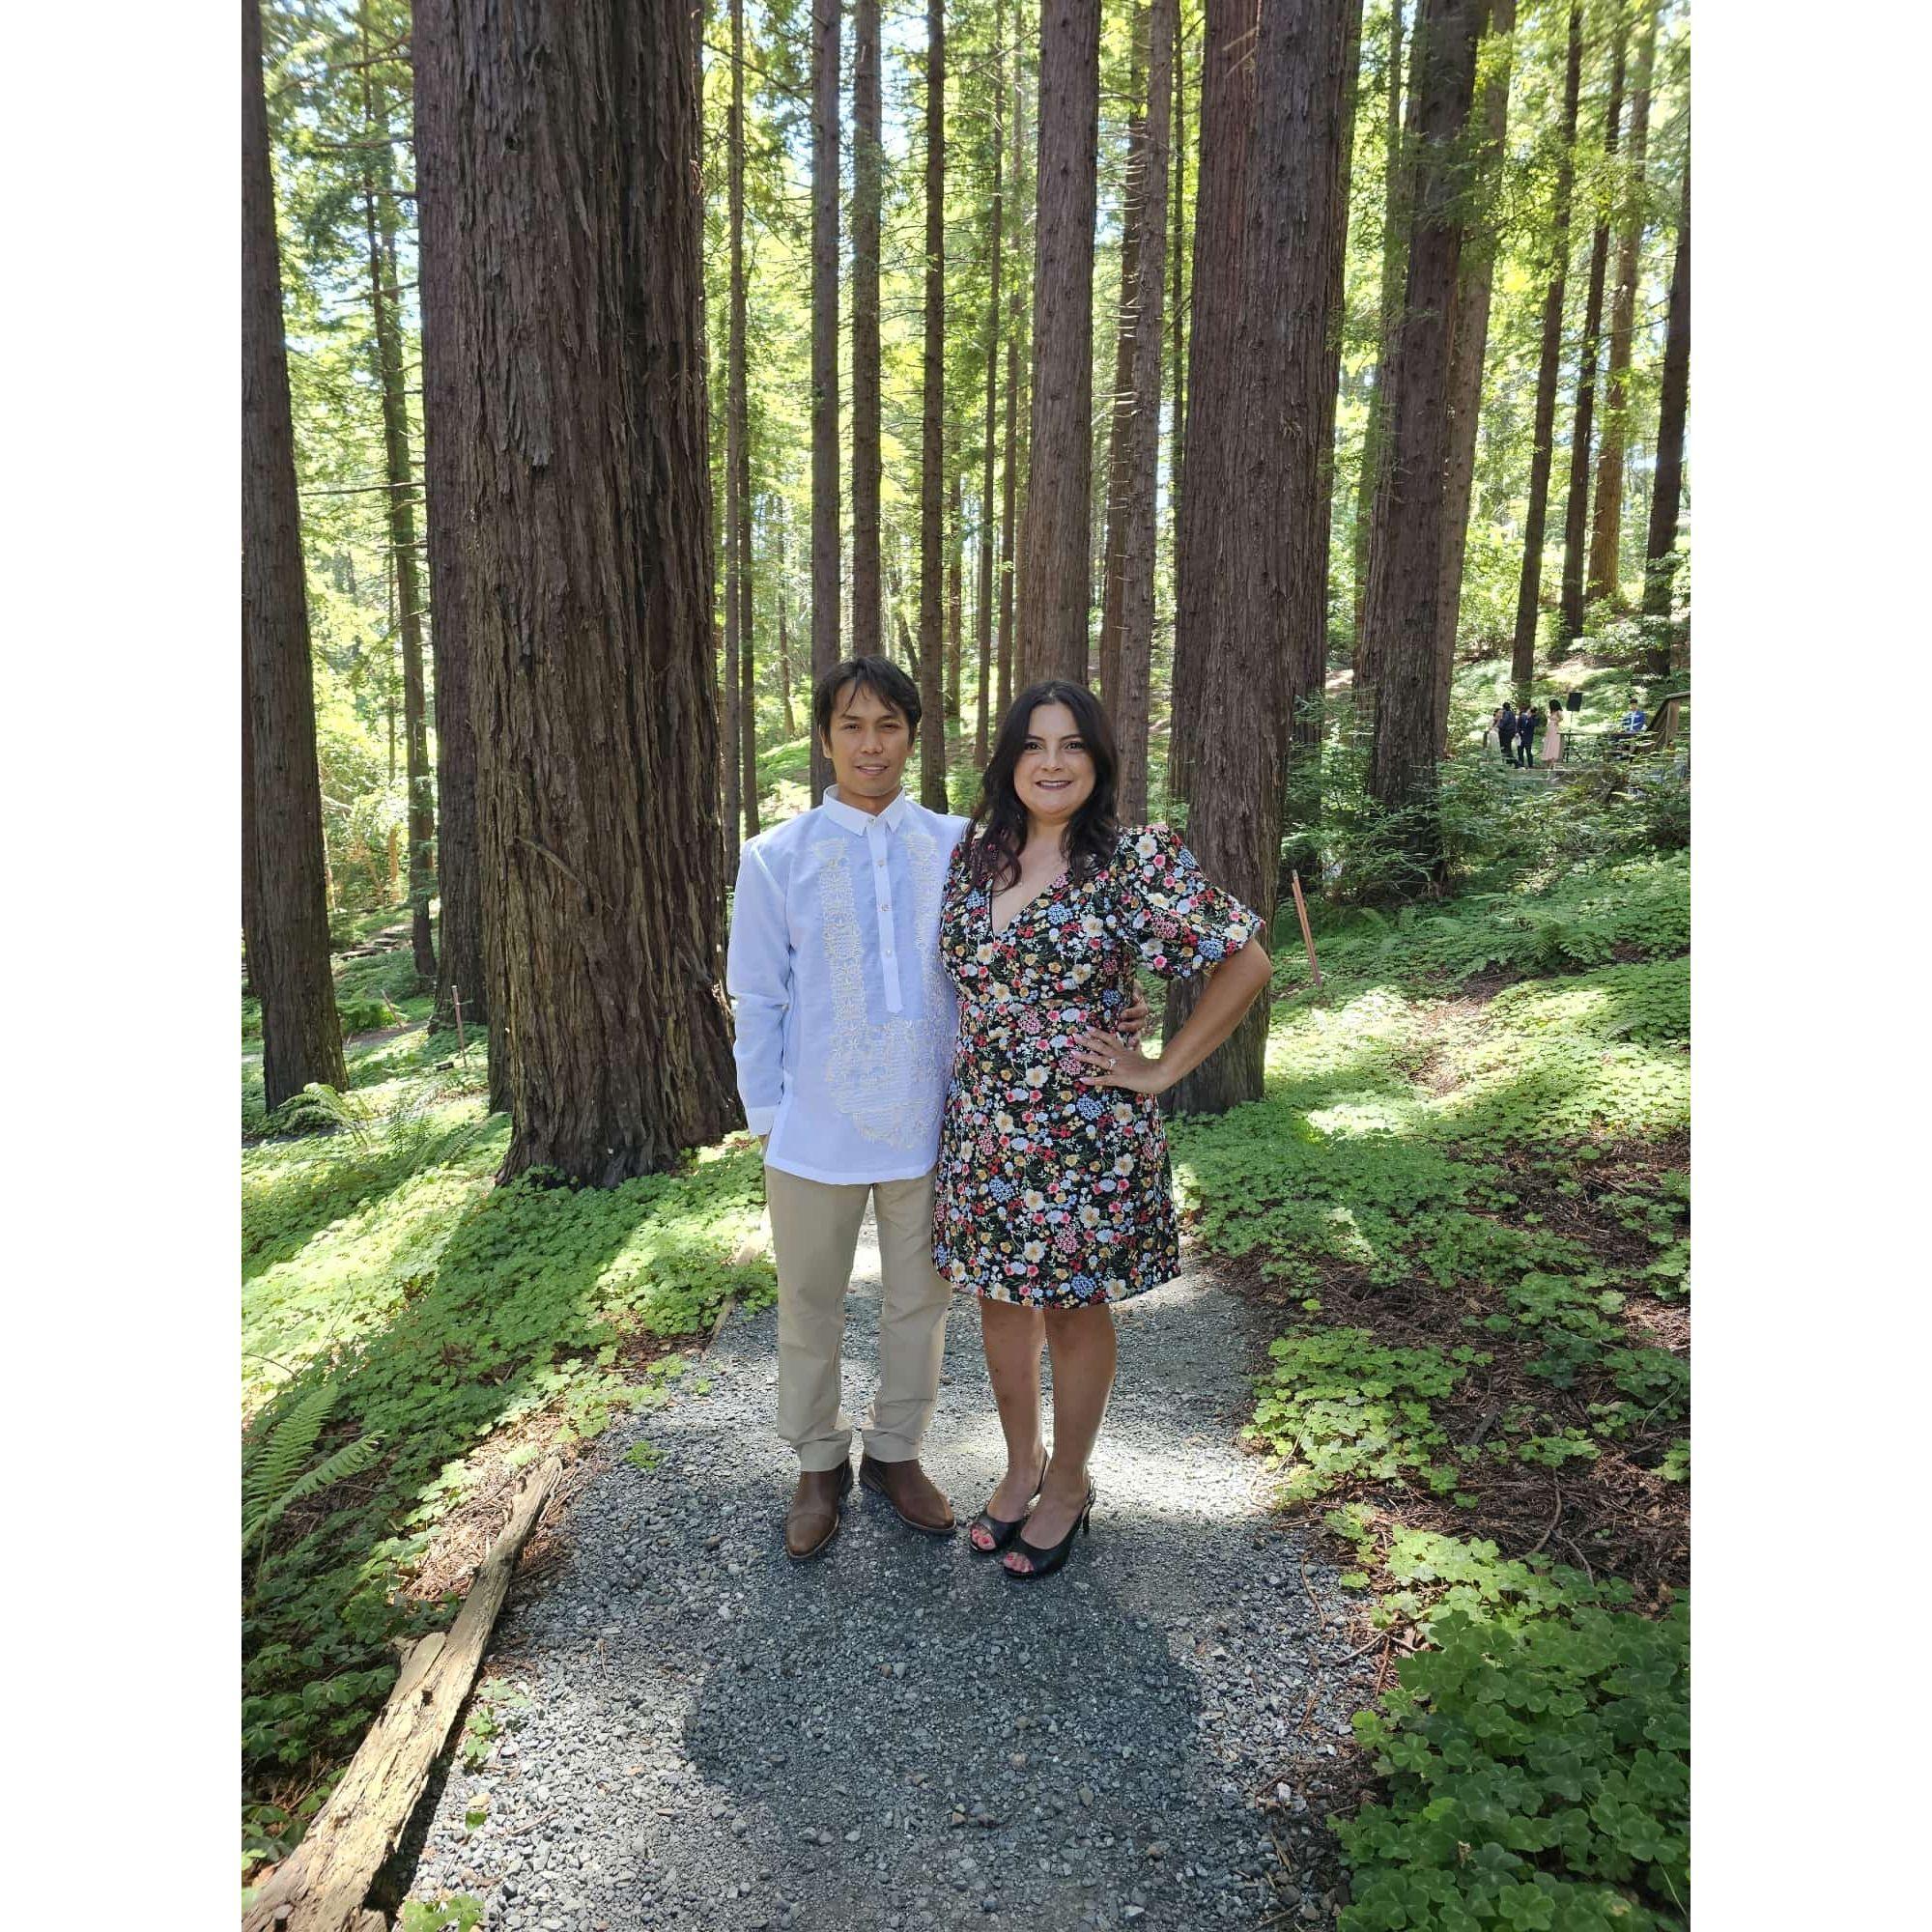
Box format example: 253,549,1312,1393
243,0,347,1111
810,0,841,801
1559,13,1628,643
919,0,949,808
852,0,884,661
1168,0,1257,805
429,0,739,1180
975,0,1007,761
1356,0,1490,865
1643,139,1690,659
1112,0,1175,822
1015,0,1099,686
1589,0,1660,604
1432,0,1516,753
1169,0,1358,1111
415,0,489,1056
1509,3,1580,694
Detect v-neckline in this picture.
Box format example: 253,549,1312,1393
988,867,1069,938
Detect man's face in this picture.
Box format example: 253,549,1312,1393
822,683,912,803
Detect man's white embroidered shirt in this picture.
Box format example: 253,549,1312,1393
726,785,969,1184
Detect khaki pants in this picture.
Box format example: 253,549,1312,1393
763,1163,953,1472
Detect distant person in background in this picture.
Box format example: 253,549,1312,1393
1621,696,1649,735
1515,704,1537,768
1540,697,1565,768
1499,701,1519,762
1486,707,1505,755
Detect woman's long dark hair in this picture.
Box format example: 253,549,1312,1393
964,680,1122,895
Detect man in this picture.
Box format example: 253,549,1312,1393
1621,696,1649,735
726,658,962,1558
1499,700,1518,762
725,659,1152,1561
1515,703,1538,768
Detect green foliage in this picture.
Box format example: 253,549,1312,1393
1340,1599,1690,1932
1252,1329,1491,1501
396,1899,485,1932
241,1379,384,1569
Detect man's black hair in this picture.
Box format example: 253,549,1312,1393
812,655,923,743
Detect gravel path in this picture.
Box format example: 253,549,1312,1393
402,1217,1367,1931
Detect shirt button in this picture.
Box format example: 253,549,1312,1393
875,857,886,867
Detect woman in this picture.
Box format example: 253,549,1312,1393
1539,696,1565,768
932,681,1273,1581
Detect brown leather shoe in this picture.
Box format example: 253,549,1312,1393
858,1452,956,1536
784,1461,854,1561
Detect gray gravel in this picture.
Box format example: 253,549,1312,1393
401,1217,1368,1931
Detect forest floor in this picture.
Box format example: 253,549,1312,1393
243,706,1689,1932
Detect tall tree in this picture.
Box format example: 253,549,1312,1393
776,494,799,737
948,467,964,723
431,0,739,1181
415,0,489,1055
1509,3,1581,695
243,0,347,1111
810,0,841,801
1112,0,1176,822
997,36,1031,721
724,0,749,867
1431,0,1516,754
918,0,950,807
1097,3,1151,714
1166,0,1187,568
1168,0,1258,804
1589,0,1660,604
734,3,757,842
1353,0,1410,647
1015,0,1100,685
975,0,1008,762
852,0,884,660
1356,0,1490,865
355,10,436,982
1558,11,1628,643
1170,0,1359,1110
1642,139,1690,663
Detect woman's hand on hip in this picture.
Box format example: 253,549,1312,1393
1068,1028,1170,1095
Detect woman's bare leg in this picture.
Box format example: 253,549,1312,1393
1005,1301,1117,1573
972,1296,1048,1549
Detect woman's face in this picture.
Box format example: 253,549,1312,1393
1013,701,1095,830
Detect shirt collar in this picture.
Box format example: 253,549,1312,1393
822,783,911,836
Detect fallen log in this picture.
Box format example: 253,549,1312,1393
242,1455,562,1932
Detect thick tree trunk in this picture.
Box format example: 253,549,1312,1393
1357,0,1489,871
998,51,1029,723
243,0,347,1112
1431,0,1514,755
1353,0,1409,651
1097,4,1151,715
1114,0,1175,823
724,0,749,867
1015,0,1100,686
852,0,884,660
810,0,841,801
416,0,490,1053
1168,0,1358,1111
1589,0,1660,605
1166,5,1187,601
918,0,950,808
430,0,739,1180
976,0,1007,763
1643,142,1690,642
1558,14,1627,645
1509,3,1580,695
1168,0,1257,805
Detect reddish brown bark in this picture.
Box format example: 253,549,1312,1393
852,0,885,660
242,0,347,1111
919,0,950,808
810,0,841,802
1015,0,1100,686
428,0,740,1179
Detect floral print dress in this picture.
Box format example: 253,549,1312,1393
932,823,1262,1307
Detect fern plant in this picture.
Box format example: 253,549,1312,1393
242,1381,382,1585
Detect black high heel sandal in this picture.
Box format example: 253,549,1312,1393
1003,1486,1095,1583
968,1454,1048,1555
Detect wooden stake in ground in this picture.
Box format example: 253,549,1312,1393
242,1456,561,1932
1291,871,1322,989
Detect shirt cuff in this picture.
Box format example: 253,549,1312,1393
743,1104,779,1136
